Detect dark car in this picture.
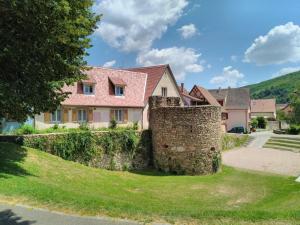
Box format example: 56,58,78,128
228,126,245,134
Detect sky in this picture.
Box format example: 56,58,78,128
86,0,300,90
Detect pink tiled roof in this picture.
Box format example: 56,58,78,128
126,65,168,103
82,75,96,84
195,86,221,106
62,67,147,108
251,99,276,113
109,76,127,86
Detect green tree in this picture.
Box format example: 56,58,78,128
290,89,300,124
256,117,267,129
0,0,100,121
250,118,258,129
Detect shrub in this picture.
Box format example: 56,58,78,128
109,119,117,129
15,124,36,135
24,136,48,150
287,124,300,135
96,130,138,156
250,118,258,129
79,123,90,131
257,117,267,129
133,121,139,130
52,131,95,163
212,152,221,173
52,124,59,130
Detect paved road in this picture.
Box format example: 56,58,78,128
247,131,273,148
223,131,300,176
0,204,140,225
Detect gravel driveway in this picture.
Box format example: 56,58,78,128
223,131,300,177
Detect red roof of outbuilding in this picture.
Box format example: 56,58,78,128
251,99,276,113
62,67,147,108
195,86,221,106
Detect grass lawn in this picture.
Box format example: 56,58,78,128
0,143,300,224
264,136,300,153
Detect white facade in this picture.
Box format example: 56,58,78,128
142,70,183,129
35,107,143,130
251,112,276,119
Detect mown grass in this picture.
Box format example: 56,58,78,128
0,142,300,224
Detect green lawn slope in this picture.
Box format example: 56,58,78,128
246,71,300,103
0,142,300,224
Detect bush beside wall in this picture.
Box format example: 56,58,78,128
22,130,152,171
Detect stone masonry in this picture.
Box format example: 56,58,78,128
149,96,221,175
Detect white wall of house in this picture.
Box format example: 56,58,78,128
35,107,143,130
142,70,183,129
226,109,249,131
152,71,181,98
251,112,276,119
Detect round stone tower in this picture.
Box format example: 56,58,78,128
149,96,221,175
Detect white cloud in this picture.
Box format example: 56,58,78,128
177,24,198,39
95,0,188,52
244,22,300,65
271,66,300,78
210,66,245,88
137,47,204,80
103,60,116,67
230,55,238,62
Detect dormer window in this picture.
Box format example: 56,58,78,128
83,84,94,95
115,86,124,96
109,76,127,96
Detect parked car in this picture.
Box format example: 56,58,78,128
228,126,245,134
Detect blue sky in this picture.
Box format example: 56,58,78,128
86,0,300,90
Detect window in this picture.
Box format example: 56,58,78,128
114,109,123,122
83,84,94,95
221,112,228,120
115,86,124,96
78,109,87,122
162,87,167,97
51,110,61,123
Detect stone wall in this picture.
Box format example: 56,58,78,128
149,96,222,175
0,130,152,171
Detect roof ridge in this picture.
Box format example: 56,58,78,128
85,66,148,76
125,64,168,70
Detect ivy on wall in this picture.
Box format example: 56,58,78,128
23,130,151,170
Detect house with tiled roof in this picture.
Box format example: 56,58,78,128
251,99,276,119
35,65,183,130
209,87,251,132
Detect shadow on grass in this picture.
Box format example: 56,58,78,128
0,143,32,179
0,209,35,225
129,169,179,176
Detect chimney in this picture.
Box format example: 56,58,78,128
217,87,221,93
180,83,184,92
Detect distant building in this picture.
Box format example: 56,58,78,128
209,88,251,132
251,99,276,119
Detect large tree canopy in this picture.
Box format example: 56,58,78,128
290,89,300,124
0,0,100,121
